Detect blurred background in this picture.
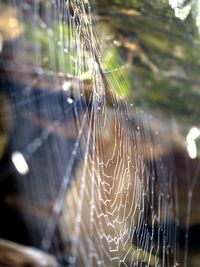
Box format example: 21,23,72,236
0,0,200,266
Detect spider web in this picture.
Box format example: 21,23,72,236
1,1,199,267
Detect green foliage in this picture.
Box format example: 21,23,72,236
103,46,131,97
19,0,200,125
24,20,87,76
96,0,200,126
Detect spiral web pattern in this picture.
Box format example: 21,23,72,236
1,1,180,266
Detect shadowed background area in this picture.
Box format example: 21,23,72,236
0,0,200,266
